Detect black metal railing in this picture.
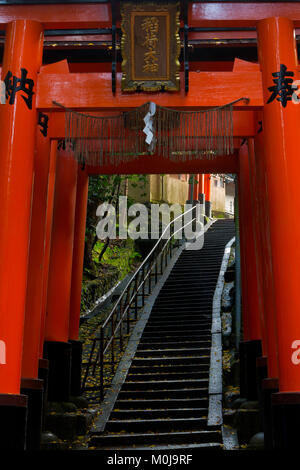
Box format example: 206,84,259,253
81,204,200,402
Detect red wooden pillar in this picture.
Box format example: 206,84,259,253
250,135,279,378
0,20,43,449
196,174,205,217
39,141,57,359
204,174,211,201
43,151,78,402
69,167,89,396
198,174,205,195
238,143,263,400
253,130,279,449
21,131,52,449
204,174,211,217
247,138,269,357
258,16,300,448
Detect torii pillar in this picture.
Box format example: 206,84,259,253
69,167,89,397
43,151,78,402
0,20,43,449
252,132,279,449
197,174,205,207
238,143,263,400
21,131,52,450
204,174,211,217
258,16,300,448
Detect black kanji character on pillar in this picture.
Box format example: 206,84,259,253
38,112,49,137
267,64,295,108
4,68,35,109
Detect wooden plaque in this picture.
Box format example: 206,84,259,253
121,1,180,92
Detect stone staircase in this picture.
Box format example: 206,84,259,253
90,219,235,450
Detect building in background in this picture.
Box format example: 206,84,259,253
128,173,235,217
128,174,189,205
210,174,235,217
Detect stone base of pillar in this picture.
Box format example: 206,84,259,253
205,200,211,218
186,199,200,205
239,339,262,400
256,356,268,397
0,393,27,450
43,341,72,402
38,358,49,431
262,377,279,449
21,377,44,450
256,356,268,430
69,339,83,397
272,392,300,449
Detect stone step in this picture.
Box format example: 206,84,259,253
126,371,209,381
144,323,211,332
122,379,209,391
114,397,209,410
132,356,210,365
137,340,211,349
110,408,208,420
148,317,211,324
90,430,222,447
95,442,222,450
135,348,210,357
141,330,211,338
129,363,210,374
105,417,215,433
118,388,208,400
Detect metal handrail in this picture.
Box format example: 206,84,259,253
81,204,200,401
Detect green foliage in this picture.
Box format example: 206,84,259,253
92,239,141,280
84,174,147,273
81,175,146,312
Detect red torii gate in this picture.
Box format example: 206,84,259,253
0,2,299,450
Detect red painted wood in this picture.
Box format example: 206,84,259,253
204,174,211,201
0,20,43,394
44,153,78,343
22,134,51,380
69,169,89,341
37,71,262,110
0,4,111,28
189,2,300,27
39,141,57,356
86,151,239,175
258,17,300,392
238,143,262,342
23,60,70,379
0,3,300,28
253,130,278,375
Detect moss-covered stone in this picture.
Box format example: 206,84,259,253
81,265,119,313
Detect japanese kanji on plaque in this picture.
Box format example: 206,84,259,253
121,1,180,92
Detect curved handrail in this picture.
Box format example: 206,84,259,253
101,204,197,329
82,203,202,399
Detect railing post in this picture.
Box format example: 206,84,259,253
142,266,145,306
148,262,152,295
134,276,138,320
100,329,104,402
111,316,115,374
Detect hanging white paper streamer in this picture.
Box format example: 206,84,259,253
143,101,156,151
